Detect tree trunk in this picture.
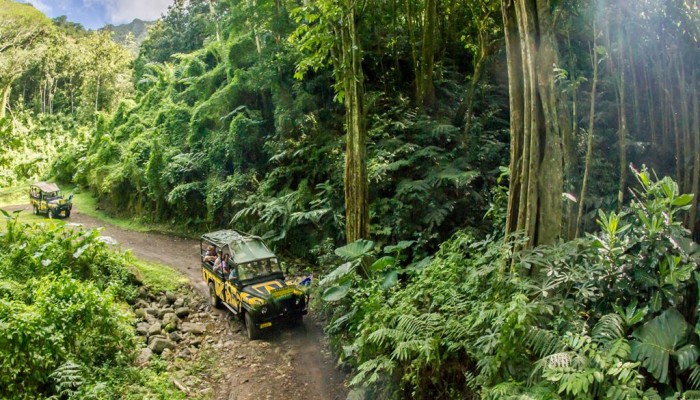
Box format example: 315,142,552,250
617,53,628,209
94,75,101,113
688,71,699,237
576,26,599,238
404,0,419,102
0,84,10,118
416,0,437,108
503,0,565,248
341,0,369,244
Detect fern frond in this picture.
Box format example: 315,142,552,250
391,339,425,361
526,327,565,357
592,313,625,344
367,328,404,346
395,313,442,337
689,364,700,389
49,361,85,398
538,351,576,369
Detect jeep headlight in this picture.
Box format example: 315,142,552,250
261,306,268,314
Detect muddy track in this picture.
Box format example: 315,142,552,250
6,204,347,400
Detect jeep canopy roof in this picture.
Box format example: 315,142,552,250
201,229,276,264
31,182,61,193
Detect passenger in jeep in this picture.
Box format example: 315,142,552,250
203,245,217,263
214,253,230,275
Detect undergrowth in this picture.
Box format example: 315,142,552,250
320,168,700,399
0,211,203,399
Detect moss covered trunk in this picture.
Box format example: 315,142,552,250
502,0,566,248
341,0,369,243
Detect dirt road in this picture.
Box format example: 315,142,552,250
8,204,348,400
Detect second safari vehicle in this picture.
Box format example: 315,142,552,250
200,230,309,340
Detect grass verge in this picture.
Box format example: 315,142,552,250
0,184,195,237
0,184,28,207
131,259,190,292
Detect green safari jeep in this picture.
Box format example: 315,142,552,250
29,182,72,218
200,230,309,340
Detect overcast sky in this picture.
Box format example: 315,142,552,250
18,0,172,29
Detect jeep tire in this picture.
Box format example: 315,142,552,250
245,312,259,340
208,282,221,309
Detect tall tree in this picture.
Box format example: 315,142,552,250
576,15,601,237
502,0,568,248
0,0,51,117
291,0,369,243
416,0,437,108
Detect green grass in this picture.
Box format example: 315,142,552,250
1,184,191,292
0,184,28,207
131,259,189,292
0,183,195,237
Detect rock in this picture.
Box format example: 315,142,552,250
135,299,149,309
174,298,185,307
134,308,146,319
178,348,191,359
148,337,175,354
156,307,174,318
144,313,157,324
145,308,158,316
137,287,149,299
181,322,206,335
165,291,178,304
147,323,162,336
148,334,166,345
169,331,182,342
190,337,202,347
162,313,180,327
136,322,150,336
136,348,153,364
161,348,173,359
175,307,190,318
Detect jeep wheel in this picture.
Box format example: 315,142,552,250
64,209,71,218
291,314,304,326
245,312,260,340
208,282,221,309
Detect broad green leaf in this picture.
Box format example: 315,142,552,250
676,344,699,371
319,262,354,286
346,388,367,400
370,256,395,271
671,194,694,207
631,308,691,383
383,240,415,254
72,244,89,259
381,270,398,289
335,239,375,260
406,256,432,272
322,284,350,302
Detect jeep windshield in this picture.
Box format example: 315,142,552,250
237,258,283,282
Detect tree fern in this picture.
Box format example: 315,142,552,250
48,361,85,399
526,327,566,358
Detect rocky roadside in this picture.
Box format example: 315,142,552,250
131,286,208,365
127,284,329,400
126,284,226,397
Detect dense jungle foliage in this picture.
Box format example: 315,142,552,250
4,0,700,398
0,212,193,399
